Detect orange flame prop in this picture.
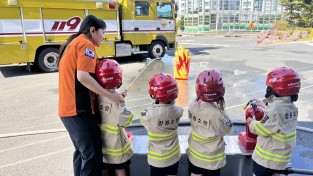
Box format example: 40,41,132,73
174,45,191,80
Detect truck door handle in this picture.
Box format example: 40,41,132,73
156,28,160,31
134,27,139,31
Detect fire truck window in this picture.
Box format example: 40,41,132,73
157,3,172,19
135,1,149,16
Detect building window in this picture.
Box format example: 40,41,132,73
157,3,173,18
135,1,149,16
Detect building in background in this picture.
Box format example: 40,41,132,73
176,0,283,32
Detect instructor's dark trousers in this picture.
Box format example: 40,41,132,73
61,114,102,176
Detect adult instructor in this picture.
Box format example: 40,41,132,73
58,15,124,176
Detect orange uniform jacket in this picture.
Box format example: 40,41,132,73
59,34,98,117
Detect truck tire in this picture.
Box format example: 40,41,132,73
148,41,165,59
37,47,59,72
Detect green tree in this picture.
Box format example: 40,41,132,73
280,0,313,27
302,1,313,27
178,15,185,31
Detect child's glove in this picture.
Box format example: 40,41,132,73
246,117,254,125
254,99,266,109
243,99,266,110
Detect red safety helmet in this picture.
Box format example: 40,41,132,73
148,73,178,103
95,59,122,89
266,67,300,96
196,69,225,102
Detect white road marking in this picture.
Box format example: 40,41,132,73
301,70,313,74
179,42,235,47
22,114,58,121
297,66,313,71
200,62,209,67
0,148,72,169
128,103,151,109
127,97,150,102
266,41,310,46
289,41,310,44
233,70,247,76
225,103,247,110
0,135,68,154
184,102,255,111
225,90,264,100
0,129,66,138
21,121,61,130
302,85,313,90
230,76,313,89
303,77,313,81
305,43,313,46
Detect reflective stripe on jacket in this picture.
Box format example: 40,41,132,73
98,95,134,164
249,96,298,170
140,102,184,168
187,100,232,170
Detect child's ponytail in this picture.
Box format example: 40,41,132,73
290,94,298,102
217,97,225,111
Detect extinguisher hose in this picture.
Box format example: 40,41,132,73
251,101,257,113
127,58,159,91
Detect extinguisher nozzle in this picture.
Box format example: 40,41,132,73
127,85,131,91
243,100,253,110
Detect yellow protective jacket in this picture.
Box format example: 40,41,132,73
249,96,298,170
187,100,232,170
140,102,184,168
98,95,134,164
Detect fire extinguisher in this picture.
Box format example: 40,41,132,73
238,100,265,150
245,100,265,139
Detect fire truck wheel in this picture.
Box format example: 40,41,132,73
149,41,165,59
37,48,59,72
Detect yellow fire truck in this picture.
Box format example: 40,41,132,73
0,0,177,72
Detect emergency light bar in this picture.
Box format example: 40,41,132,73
108,2,115,9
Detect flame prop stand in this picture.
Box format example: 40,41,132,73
174,45,191,80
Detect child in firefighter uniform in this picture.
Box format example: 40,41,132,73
247,67,301,176
140,73,184,176
188,69,232,176
95,59,133,176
